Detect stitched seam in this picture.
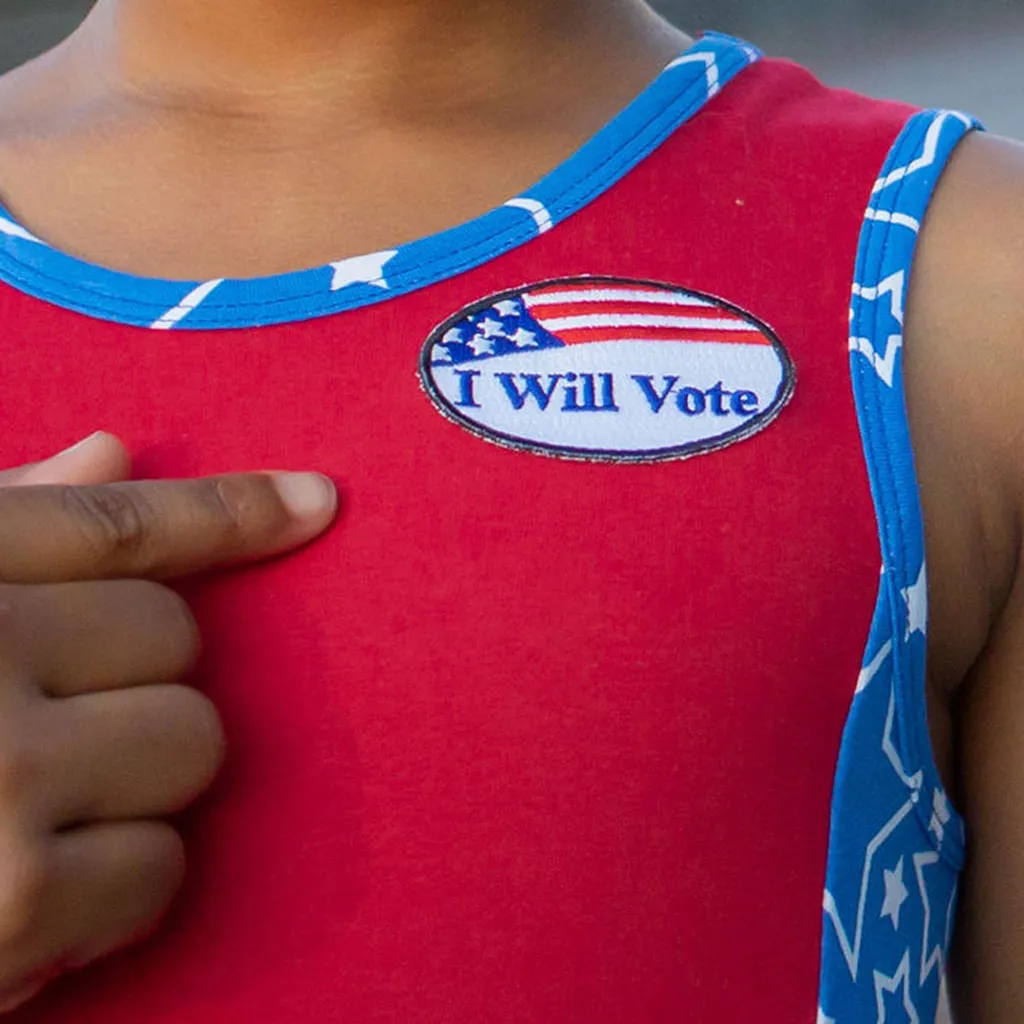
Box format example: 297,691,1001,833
863,124,958,862
853,111,968,868
880,116,969,866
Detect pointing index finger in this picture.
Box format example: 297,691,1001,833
0,472,337,583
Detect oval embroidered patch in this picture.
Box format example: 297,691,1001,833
420,277,795,462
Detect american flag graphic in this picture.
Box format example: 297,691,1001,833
423,276,793,463
430,280,771,367
521,282,771,346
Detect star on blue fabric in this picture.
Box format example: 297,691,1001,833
819,106,977,1024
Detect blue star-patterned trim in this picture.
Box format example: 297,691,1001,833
0,33,758,331
819,109,981,1024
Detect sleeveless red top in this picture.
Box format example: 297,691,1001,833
0,34,948,1023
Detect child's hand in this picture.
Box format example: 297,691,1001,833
0,434,337,1012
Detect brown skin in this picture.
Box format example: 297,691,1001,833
0,434,337,1012
0,0,1022,1016
0,0,685,279
903,133,1024,1020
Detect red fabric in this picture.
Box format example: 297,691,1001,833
2,60,911,1023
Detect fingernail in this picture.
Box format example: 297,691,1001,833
273,473,337,519
54,431,106,458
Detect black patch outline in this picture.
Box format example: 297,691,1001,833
418,275,796,464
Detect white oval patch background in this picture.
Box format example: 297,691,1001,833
420,277,795,462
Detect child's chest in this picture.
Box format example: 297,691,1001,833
0,264,879,1022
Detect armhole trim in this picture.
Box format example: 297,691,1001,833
848,108,981,869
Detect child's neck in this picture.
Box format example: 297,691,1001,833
77,0,687,117
0,0,691,279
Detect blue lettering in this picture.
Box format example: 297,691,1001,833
564,372,619,412
453,369,482,408
561,373,579,410
495,373,563,411
631,375,680,413
598,373,619,412
731,390,760,416
677,387,706,416
706,381,733,416
487,370,757,418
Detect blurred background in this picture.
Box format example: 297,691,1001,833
0,0,1022,136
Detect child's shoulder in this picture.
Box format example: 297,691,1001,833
0,46,80,197
0,45,67,130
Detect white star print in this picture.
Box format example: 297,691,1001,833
823,796,917,980
882,689,924,793
493,300,521,317
822,107,976,1022
849,333,903,388
823,679,925,981
504,197,553,234
856,639,893,694
477,317,505,339
0,214,44,245
872,111,974,195
466,334,495,356
853,272,906,327
937,976,954,1024
330,249,399,291
929,790,951,844
510,327,538,348
901,563,928,640
665,50,720,98
913,851,957,987
850,272,906,386
881,857,909,930
443,327,465,346
150,279,224,330
873,952,920,1023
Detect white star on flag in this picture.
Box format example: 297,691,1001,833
881,857,909,930
477,317,505,339
901,563,928,640
443,327,464,345
467,334,495,356
330,249,399,291
493,299,521,317
510,327,538,348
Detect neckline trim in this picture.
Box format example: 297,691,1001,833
0,33,759,331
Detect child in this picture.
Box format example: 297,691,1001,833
0,1,1021,1019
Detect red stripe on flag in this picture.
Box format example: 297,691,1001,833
528,301,746,322
549,326,772,345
